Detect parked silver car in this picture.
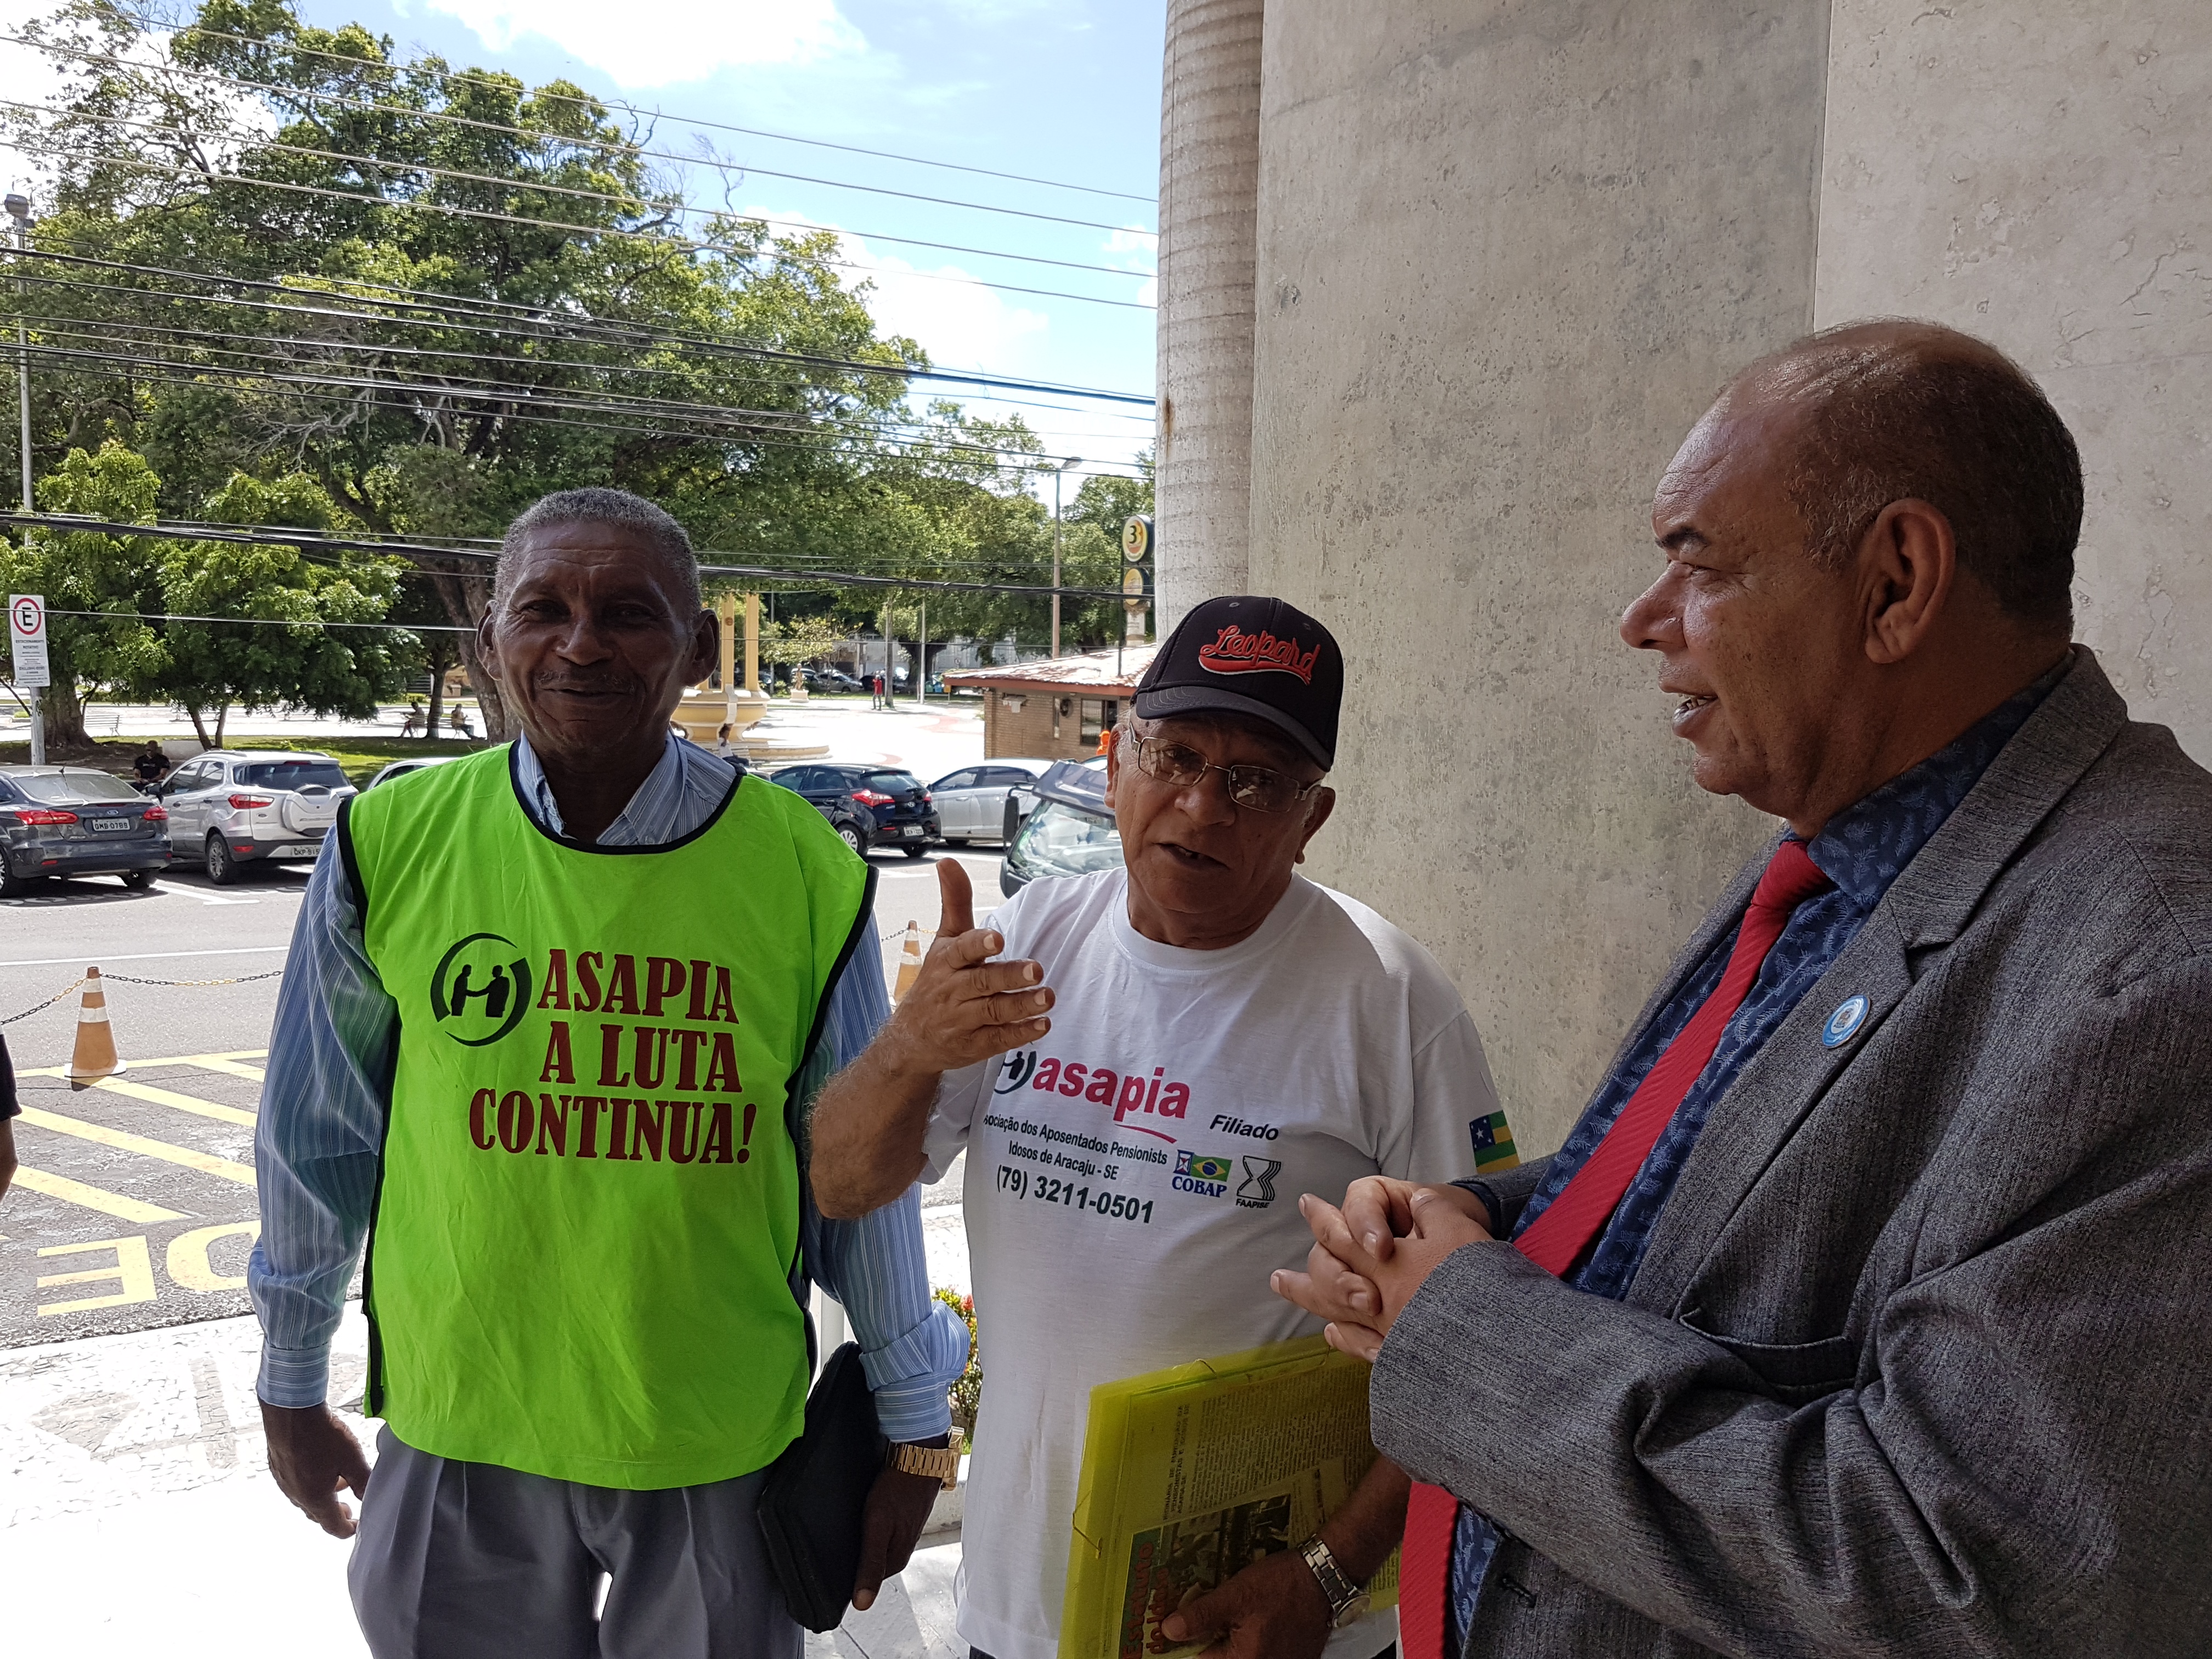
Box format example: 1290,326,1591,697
0,765,172,895
927,758,1060,845
156,750,357,884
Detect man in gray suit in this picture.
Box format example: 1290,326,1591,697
1278,320,2212,1656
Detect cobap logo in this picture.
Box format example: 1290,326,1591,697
430,932,533,1047
1173,1150,1232,1197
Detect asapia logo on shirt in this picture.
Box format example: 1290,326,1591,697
1021,1053,1191,1139
1196,624,1321,684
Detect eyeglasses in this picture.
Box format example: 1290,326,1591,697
1128,735,1323,815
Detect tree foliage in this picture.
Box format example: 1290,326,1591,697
2,0,1148,746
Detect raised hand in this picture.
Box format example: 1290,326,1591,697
879,860,1053,1075
806,860,1057,1218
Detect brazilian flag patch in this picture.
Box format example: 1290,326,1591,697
1175,1152,1234,1183
1470,1110,1520,1173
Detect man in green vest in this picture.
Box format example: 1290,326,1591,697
249,488,969,1657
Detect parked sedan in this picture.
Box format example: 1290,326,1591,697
156,750,357,884
928,758,1059,845
0,765,172,895
768,763,941,857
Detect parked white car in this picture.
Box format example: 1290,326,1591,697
155,750,357,884
926,758,1062,844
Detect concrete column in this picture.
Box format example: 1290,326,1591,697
1247,2,1829,1151
1815,1,2212,763
1155,0,1263,627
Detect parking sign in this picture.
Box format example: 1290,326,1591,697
9,592,49,687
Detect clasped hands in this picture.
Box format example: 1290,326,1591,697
1271,1177,1496,1362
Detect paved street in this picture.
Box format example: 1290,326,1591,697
0,702,1006,1656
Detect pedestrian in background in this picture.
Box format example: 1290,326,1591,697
250,488,968,1657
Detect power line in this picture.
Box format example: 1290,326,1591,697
5,34,1158,234
131,14,1155,204
8,302,1152,437
3,511,1135,597
14,332,1152,453
2,135,1156,312
0,94,1155,280
47,604,471,631
9,246,1157,406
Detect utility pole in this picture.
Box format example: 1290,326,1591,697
8,193,40,765
918,602,927,703
1052,455,1083,657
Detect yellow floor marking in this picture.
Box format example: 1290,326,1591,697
15,1106,257,1187
9,1165,188,1223
82,1077,257,1127
22,1048,269,1078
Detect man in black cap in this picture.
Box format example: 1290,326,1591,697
810,597,1514,1659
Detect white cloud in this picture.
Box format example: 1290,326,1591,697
752,206,1049,373
1101,223,1157,308
421,0,866,89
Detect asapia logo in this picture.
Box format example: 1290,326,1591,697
431,933,534,1047
1197,624,1320,685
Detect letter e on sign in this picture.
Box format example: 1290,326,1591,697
9,594,50,688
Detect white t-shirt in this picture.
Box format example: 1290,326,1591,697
924,868,1502,1659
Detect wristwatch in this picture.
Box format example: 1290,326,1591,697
1298,1534,1370,1629
887,1440,961,1491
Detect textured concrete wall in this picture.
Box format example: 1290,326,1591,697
1155,0,1264,627
1816,2,2212,763
1247,2,1830,1150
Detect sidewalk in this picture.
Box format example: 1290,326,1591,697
2,1305,968,1657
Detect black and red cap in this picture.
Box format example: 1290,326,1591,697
1134,595,1343,770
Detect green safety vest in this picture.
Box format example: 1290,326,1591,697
343,746,871,1489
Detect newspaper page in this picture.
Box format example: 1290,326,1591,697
1059,1336,1400,1659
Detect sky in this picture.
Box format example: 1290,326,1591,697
0,0,1166,487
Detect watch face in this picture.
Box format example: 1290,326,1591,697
1332,1594,1371,1631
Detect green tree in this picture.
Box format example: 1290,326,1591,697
0,441,167,748
154,471,410,744
4,0,952,738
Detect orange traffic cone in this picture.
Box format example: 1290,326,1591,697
66,966,127,1088
892,921,924,1004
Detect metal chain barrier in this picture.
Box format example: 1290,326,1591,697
1,975,89,1027
1,965,286,1025
104,969,287,988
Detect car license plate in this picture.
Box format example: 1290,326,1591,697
901,825,924,837
271,843,319,857
87,817,133,834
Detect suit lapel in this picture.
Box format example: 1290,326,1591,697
1626,649,2131,1314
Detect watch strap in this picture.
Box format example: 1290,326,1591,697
1298,1534,1368,1627
886,1440,960,1491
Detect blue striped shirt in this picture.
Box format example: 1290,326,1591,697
247,732,967,1444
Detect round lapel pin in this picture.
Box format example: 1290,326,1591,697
1821,995,1871,1049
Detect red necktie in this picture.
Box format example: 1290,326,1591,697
1397,839,1830,1659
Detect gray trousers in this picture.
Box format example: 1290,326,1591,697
350,1427,803,1659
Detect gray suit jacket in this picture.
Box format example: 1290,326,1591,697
1372,650,2212,1657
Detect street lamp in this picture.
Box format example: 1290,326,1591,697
1052,456,1083,657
